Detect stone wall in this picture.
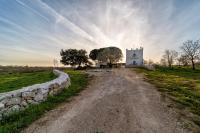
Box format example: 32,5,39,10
0,70,70,119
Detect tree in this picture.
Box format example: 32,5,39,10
89,47,123,67
177,54,189,66
89,49,99,60
161,50,178,68
98,47,123,67
60,49,89,68
53,59,59,68
181,40,200,70
160,58,167,66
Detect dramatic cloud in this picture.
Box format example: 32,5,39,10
0,0,200,66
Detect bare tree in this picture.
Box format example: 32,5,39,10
160,58,167,66
177,54,189,66
161,50,178,68
53,59,59,68
181,40,200,70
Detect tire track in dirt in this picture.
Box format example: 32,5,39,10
22,68,189,133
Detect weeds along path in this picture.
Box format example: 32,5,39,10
22,68,188,133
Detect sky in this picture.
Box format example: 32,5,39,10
0,0,200,66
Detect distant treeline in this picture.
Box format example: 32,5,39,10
0,66,66,73
145,39,200,70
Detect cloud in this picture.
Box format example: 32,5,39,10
15,0,50,22
1,0,200,65
0,17,28,33
35,0,100,46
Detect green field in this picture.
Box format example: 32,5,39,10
135,67,200,127
0,70,89,133
0,71,57,93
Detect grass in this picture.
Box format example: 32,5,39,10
0,71,57,93
135,66,200,128
0,70,89,133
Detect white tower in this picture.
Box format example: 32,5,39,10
126,47,143,67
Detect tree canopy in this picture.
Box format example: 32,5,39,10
89,49,99,60
89,47,123,64
60,49,89,67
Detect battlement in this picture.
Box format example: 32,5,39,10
126,47,143,51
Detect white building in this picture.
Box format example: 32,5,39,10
126,47,143,67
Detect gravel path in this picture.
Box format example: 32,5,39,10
22,68,189,133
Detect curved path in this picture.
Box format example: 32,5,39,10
22,68,188,133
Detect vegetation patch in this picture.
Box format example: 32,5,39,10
135,67,200,128
0,70,89,133
0,71,57,93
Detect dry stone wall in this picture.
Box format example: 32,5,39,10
0,70,70,119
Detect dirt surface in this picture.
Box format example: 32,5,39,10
22,68,189,133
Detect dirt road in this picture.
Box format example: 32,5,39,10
23,69,189,133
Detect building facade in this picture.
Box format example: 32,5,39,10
126,47,143,67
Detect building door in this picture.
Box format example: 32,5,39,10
133,61,137,65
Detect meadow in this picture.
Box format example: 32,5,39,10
0,71,56,93
135,66,200,127
0,68,89,133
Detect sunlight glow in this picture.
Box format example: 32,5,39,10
0,0,200,66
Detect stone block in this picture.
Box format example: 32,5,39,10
34,94,44,102
48,90,54,96
11,91,22,97
27,99,38,105
22,91,36,98
0,103,4,110
21,101,28,107
38,88,49,95
11,105,20,111
6,97,21,106
7,105,20,113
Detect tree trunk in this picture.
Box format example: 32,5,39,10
168,59,171,68
192,59,195,70
168,62,171,68
78,62,81,67
109,61,112,68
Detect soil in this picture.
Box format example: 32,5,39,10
22,68,189,133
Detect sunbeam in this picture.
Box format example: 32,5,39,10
0,0,200,66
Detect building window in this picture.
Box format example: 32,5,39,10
133,53,136,57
